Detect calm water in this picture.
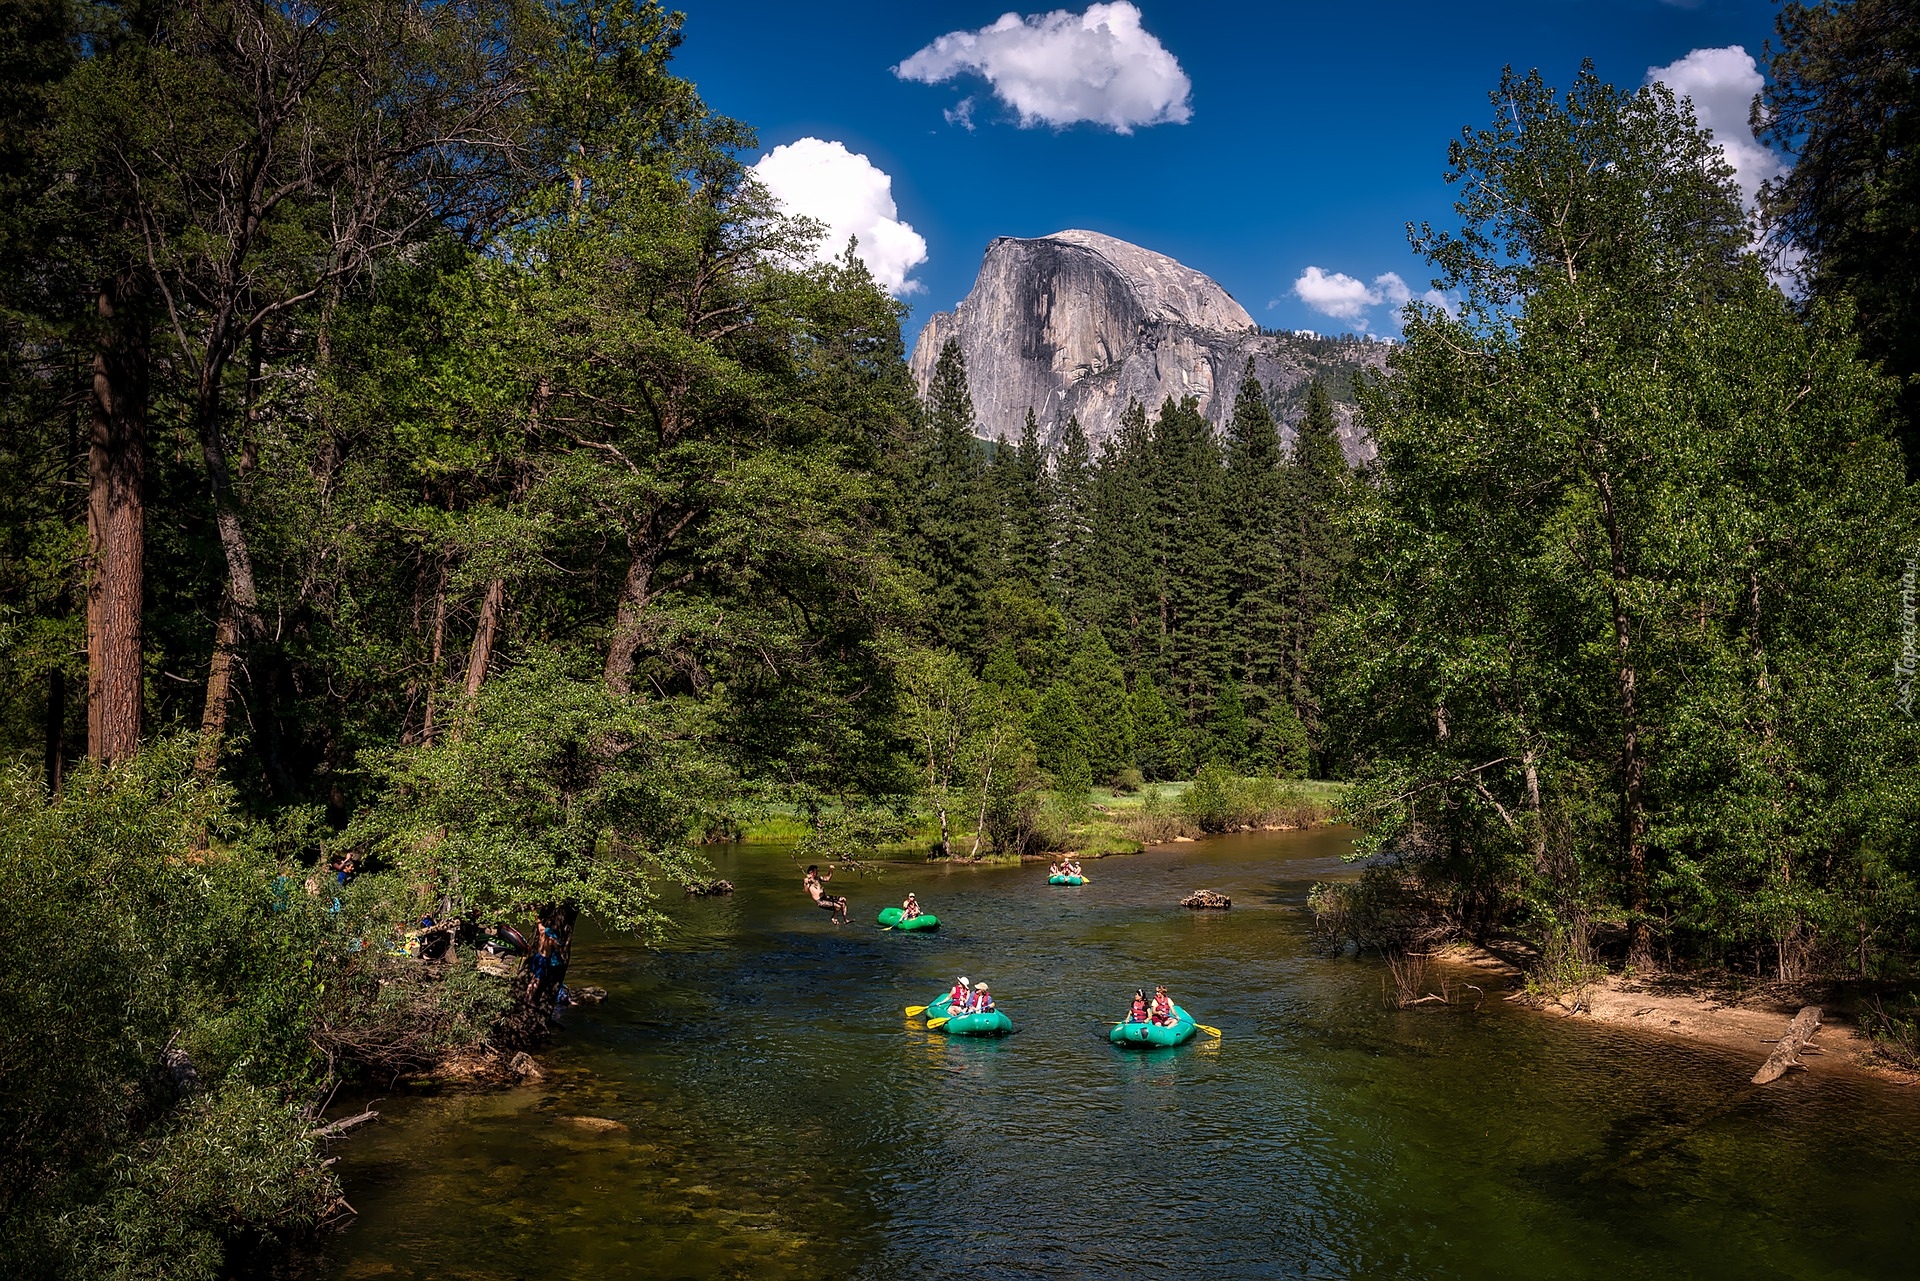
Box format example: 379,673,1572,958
319,828,1920,1280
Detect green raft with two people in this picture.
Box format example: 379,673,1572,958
878,894,939,931
1111,1006,1198,1047
919,990,1011,1037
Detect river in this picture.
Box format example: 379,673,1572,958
317,826,1920,1280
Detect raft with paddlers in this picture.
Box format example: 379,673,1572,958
1047,873,1084,886
877,906,939,931
1111,1005,1198,1047
922,990,1011,1036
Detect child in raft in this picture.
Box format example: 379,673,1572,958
1126,989,1150,1023
1150,985,1177,1025
946,976,971,1015
901,892,923,920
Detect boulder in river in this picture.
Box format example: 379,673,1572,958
1182,889,1231,910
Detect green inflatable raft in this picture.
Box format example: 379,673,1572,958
1111,1005,1197,1048
1047,874,1085,886
926,992,1012,1037
877,906,939,931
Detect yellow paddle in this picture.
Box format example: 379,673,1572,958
927,1016,950,1028
904,1003,929,1016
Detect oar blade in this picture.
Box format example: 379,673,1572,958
904,1004,928,1017
926,1016,949,1028
1195,1024,1222,1037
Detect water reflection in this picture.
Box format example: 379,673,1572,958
320,827,1920,1280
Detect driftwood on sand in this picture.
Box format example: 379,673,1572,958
1752,1005,1823,1084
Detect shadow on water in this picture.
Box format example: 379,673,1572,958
317,826,1920,1280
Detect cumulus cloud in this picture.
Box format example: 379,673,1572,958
894,2,1191,134
1646,46,1788,210
1291,268,1408,320
750,138,928,296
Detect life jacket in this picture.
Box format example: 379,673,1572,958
1129,998,1148,1022
949,985,969,1009
973,991,993,1012
1152,994,1174,1021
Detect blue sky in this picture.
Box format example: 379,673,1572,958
671,0,1787,345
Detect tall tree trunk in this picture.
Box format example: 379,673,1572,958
197,328,264,771
604,547,657,696
464,576,505,698
86,272,148,763
194,318,263,643
195,593,238,777
422,560,449,744
1595,471,1651,966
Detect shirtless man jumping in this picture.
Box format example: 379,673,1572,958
803,865,849,924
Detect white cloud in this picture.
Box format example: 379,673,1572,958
945,96,977,131
894,2,1191,134
1646,46,1788,210
750,138,929,296
1292,267,1423,322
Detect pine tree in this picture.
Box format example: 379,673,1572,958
1280,379,1350,759
1221,359,1293,768
1086,402,1156,673
1149,396,1230,733
1065,625,1135,780
908,340,991,653
1048,413,1096,617
1029,679,1091,782
1129,672,1185,781
1008,410,1051,584
1204,679,1252,771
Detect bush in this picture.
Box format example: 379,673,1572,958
0,747,341,1278
1110,766,1145,794
1180,764,1318,833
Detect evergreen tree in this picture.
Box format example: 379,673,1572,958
1267,696,1311,779
1149,396,1231,730
1129,672,1185,781
1029,679,1091,782
1281,378,1350,759
1048,413,1096,617
1221,359,1293,767
1204,679,1252,771
1065,625,1135,780
908,340,990,652
1086,402,1156,671
998,410,1052,584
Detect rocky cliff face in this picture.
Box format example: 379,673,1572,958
908,230,1386,462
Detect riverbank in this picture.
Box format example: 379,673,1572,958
734,777,1350,860
1431,941,1916,1083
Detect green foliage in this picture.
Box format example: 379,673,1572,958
1066,626,1135,779
1204,680,1252,772
0,745,337,1276
349,655,717,938
1761,0,1920,469
1030,680,1091,783
1331,63,1920,973
1130,674,1185,781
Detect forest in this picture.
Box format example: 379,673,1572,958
1,0,1917,1273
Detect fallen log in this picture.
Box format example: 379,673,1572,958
1751,1005,1822,1084
308,1108,378,1139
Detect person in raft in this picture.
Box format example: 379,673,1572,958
901,892,924,920
1150,985,1177,1026
803,865,849,924
946,976,972,1014
1126,989,1150,1023
969,982,994,1014
1063,856,1083,878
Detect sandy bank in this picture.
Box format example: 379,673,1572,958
1433,942,1914,1085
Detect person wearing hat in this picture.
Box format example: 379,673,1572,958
969,981,994,1014
946,975,971,1015
901,891,924,920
